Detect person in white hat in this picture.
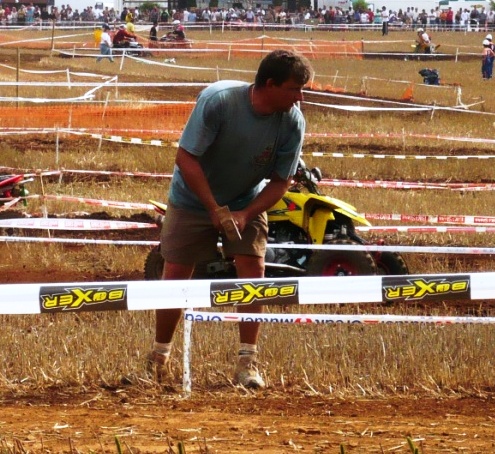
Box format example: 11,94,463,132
164,19,186,41
485,33,494,53
415,27,433,53
482,38,495,79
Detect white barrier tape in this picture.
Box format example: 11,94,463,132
3,164,495,192
0,272,491,315
185,310,495,325
319,179,495,191
0,64,113,79
309,89,495,117
362,213,495,226
6,166,494,193
0,81,206,88
0,236,159,246
356,225,495,234
0,93,95,103
306,99,489,115
2,215,494,235
2,235,495,255
6,126,495,150
65,130,170,147
306,132,495,145
307,151,495,160
0,218,156,230
305,101,433,112
266,243,495,255
51,169,173,179
41,195,154,210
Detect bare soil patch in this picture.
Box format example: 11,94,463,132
2,381,495,453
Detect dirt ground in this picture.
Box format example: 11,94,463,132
1,384,495,453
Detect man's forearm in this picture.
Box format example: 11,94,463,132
243,177,290,222
176,147,218,212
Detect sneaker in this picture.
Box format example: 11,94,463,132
233,354,265,389
145,350,170,382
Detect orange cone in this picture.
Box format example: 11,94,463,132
401,83,414,101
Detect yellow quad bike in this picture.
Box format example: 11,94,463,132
144,160,408,280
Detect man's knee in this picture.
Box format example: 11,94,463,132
162,261,195,280
234,255,265,278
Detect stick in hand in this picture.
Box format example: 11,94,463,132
215,205,242,242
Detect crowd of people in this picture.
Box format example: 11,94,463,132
1,2,494,32
0,3,53,25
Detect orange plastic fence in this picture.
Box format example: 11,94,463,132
149,36,363,59
0,104,193,139
0,31,363,57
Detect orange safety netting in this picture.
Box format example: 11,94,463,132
0,104,193,139
0,31,363,57
149,36,363,60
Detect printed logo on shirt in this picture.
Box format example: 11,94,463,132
254,146,274,167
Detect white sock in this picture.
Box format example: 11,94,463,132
239,343,257,356
153,341,172,356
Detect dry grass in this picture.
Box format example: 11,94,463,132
0,29,495,397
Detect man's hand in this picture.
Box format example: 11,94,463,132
215,206,242,241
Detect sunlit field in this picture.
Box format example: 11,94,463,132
1,27,495,397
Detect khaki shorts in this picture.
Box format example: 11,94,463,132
160,203,268,265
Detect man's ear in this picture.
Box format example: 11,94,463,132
265,78,276,88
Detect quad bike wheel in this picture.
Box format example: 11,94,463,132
144,245,164,280
374,252,409,276
306,239,377,276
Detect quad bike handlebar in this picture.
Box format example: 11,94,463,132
290,160,323,195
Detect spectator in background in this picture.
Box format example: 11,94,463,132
125,8,133,23
120,6,128,21
482,38,494,79
96,23,114,63
160,9,168,23
381,6,389,35
485,33,495,74
479,8,487,32
419,9,428,27
17,5,26,25
149,6,159,23
149,21,158,41
26,3,35,23
126,17,135,34
470,6,480,28
461,8,470,30
446,7,454,28
488,10,495,29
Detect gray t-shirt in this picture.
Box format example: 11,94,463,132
169,80,305,212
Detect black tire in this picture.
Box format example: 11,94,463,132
374,252,409,276
306,239,377,276
144,245,164,280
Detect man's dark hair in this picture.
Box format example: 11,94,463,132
254,50,312,88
